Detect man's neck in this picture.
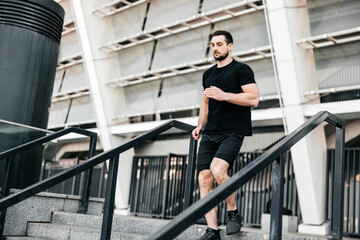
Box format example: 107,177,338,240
217,56,233,68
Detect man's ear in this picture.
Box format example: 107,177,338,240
228,42,233,51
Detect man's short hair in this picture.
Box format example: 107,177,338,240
211,30,233,45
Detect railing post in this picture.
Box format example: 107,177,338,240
270,153,285,240
184,135,197,209
332,126,345,240
0,156,12,240
161,154,172,219
79,135,97,214
100,155,119,240
324,149,331,223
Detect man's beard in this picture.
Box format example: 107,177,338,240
213,51,229,61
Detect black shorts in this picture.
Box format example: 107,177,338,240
197,132,244,173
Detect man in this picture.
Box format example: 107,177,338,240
192,30,259,240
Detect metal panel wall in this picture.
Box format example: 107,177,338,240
144,0,198,31
307,0,360,35
48,100,71,127
114,42,153,77
53,64,89,95
122,81,159,116
212,11,269,53
111,4,147,39
151,25,210,69
315,42,360,89
202,0,241,12
67,95,96,124
58,32,82,60
156,71,204,111
247,59,277,97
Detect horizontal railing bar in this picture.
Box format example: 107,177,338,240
147,111,345,239
0,119,52,133
0,120,195,210
0,127,97,161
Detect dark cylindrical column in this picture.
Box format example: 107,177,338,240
0,0,64,188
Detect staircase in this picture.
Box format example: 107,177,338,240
3,191,337,240
0,112,349,240
5,210,335,240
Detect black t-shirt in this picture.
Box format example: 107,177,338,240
202,60,256,136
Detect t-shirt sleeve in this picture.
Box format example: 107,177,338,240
238,64,256,86
202,74,206,90
202,69,210,90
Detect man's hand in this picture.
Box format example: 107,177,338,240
204,84,259,107
192,126,203,140
204,86,227,101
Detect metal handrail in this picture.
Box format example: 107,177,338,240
0,120,196,240
0,127,97,160
0,127,98,238
147,111,345,240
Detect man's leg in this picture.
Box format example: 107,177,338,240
210,158,236,210
210,157,241,235
197,134,222,240
198,169,218,230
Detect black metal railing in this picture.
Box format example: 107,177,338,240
147,111,345,240
0,120,196,240
0,127,97,238
43,163,106,198
129,154,189,219
129,151,300,226
226,151,300,226
326,148,360,237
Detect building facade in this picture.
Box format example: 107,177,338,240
51,0,360,235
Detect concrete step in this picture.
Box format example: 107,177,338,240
51,211,200,239
27,222,147,240
48,211,335,240
4,190,104,236
52,211,180,235
5,237,47,240
3,191,356,240
25,219,340,240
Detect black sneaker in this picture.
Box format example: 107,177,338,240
198,228,221,240
226,210,242,235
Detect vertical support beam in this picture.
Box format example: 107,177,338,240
332,126,345,240
265,0,328,231
101,155,119,240
71,0,113,151
270,154,285,240
79,135,98,214
184,135,198,209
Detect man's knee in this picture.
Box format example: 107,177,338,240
198,169,213,188
210,158,229,183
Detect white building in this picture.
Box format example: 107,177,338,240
51,0,360,235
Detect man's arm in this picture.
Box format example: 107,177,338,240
203,83,259,107
192,95,209,140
